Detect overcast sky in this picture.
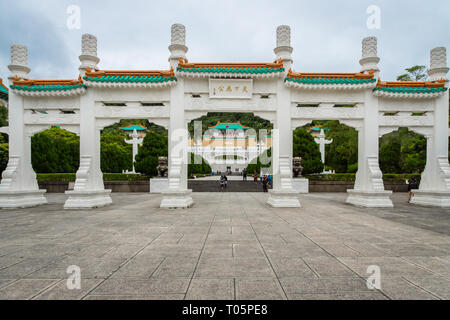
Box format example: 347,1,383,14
0,0,449,83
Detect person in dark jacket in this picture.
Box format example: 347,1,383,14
220,174,228,191
407,177,419,202
262,175,268,192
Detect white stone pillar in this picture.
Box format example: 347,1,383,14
0,44,47,208
346,37,393,208
64,34,111,209
411,47,450,207
267,25,300,207
160,23,193,208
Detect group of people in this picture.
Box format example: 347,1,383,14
219,169,272,192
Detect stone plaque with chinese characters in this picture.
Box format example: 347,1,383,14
209,79,253,99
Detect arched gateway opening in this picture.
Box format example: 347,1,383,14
186,112,273,192
0,24,448,210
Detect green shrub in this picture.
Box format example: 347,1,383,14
293,127,323,174
304,173,421,182
246,148,272,175
37,173,76,181
188,153,211,177
134,131,168,176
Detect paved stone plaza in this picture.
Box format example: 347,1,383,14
0,192,449,300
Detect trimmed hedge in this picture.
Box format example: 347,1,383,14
304,173,421,182
36,172,422,183
37,173,150,182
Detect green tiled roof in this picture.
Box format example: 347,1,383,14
10,84,86,92
0,83,8,100
285,77,377,85
209,123,249,130
177,66,284,74
0,84,8,95
84,75,177,83
120,125,147,131
373,86,447,94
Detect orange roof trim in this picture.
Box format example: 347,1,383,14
85,68,175,78
287,69,375,79
376,79,445,89
12,75,83,87
0,78,8,91
178,58,284,69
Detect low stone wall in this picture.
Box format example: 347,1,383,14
38,179,408,193
309,180,408,192
39,181,70,193
39,181,150,193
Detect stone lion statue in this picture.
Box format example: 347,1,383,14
292,157,303,177
157,157,168,177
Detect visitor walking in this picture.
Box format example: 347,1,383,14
253,171,258,183
262,175,268,192
407,177,419,202
220,174,228,191
220,174,226,191
242,168,247,181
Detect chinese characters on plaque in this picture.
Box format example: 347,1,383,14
209,79,253,99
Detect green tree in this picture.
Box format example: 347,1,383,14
246,148,272,175
31,127,79,173
379,127,426,173
188,153,211,176
0,143,8,173
293,127,323,174
321,121,358,173
134,131,168,176
188,112,272,138
397,65,428,81
379,132,401,173
0,105,8,143
101,143,132,173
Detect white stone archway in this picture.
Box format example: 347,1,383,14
0,25,448,209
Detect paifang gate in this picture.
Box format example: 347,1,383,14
0,24,449,209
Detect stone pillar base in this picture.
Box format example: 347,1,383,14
346,189,393,208
267,190,301,208
0,189,47,209
64,189,112,209
160,189,193,208
410,190,450,208
150,178,169,194
292,178,309,193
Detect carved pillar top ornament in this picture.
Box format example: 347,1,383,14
169,23,188,66
8,44,30,80
81,34,97,56
171,24,186,46
11,44,28,66
428,47,449,81
359,36,380,75
274,25,293,68
79,34,100,75
361,36,377,58
276,25,291,47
